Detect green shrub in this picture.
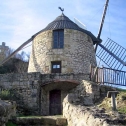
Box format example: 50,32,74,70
0,90,13,100
117,88,126,93
0,89,33,115
118,106,126,114
6,121,17,126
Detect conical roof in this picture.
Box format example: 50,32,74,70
33,13,100,44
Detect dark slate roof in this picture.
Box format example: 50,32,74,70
33,13,100,44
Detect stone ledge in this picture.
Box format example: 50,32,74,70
13,116,67,126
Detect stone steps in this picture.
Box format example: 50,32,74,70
12,115,67,126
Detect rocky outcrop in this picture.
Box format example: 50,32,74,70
0,99,16,126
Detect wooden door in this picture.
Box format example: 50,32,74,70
49,90,61,115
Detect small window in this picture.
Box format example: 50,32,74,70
53,30,64,49
51,61,61,73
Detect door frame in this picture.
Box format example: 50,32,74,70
49,89,61,115
51,61,61,73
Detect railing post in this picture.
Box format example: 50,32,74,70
102,66,104,85
92,66,98,82
90,66,126,86
107,91,119,111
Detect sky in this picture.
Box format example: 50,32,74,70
0,0,126,66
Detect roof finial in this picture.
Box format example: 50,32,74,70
58,7,64,14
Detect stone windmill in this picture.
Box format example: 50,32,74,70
28,9,97,74
1,0,126,117
0,0,125,73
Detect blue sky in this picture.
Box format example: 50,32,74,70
0,0,126,66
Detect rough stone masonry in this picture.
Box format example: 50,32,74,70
28,29,96,74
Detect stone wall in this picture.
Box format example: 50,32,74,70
28,29,96,74
0,72,90,115
63,100,110,126
39,73,90,115
0,72,41,115
63,80,102,126
63,80,117,126
64,80,100,106
41,73,90,84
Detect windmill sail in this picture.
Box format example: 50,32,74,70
95,0,126,71
74,18,86,29
96,38,126,70
95,0,109,52
0,38,33,66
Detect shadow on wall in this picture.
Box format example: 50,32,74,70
29,48,46,114
32,43,44,73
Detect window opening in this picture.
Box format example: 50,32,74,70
51,61,61,73
53,30,64,48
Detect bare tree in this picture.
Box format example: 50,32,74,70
14,51,29,73
14,60,28,73
0,47,30,73
6,47,29,61
6,48,14,57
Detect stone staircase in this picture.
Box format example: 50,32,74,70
12,115,67,126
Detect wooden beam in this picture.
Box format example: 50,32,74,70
97,0,109,39
95,0,109,52
0,37,33,66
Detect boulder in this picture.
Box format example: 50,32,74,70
0,99,16,126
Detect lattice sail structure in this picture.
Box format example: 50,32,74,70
96,38,126,70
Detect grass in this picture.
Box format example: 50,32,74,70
0,90,12,100
6,121,17,126
118,106,126,114
116,89,126,114
117,88,126,93
97,88,126,114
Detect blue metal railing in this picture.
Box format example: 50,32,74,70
90,66,126,86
